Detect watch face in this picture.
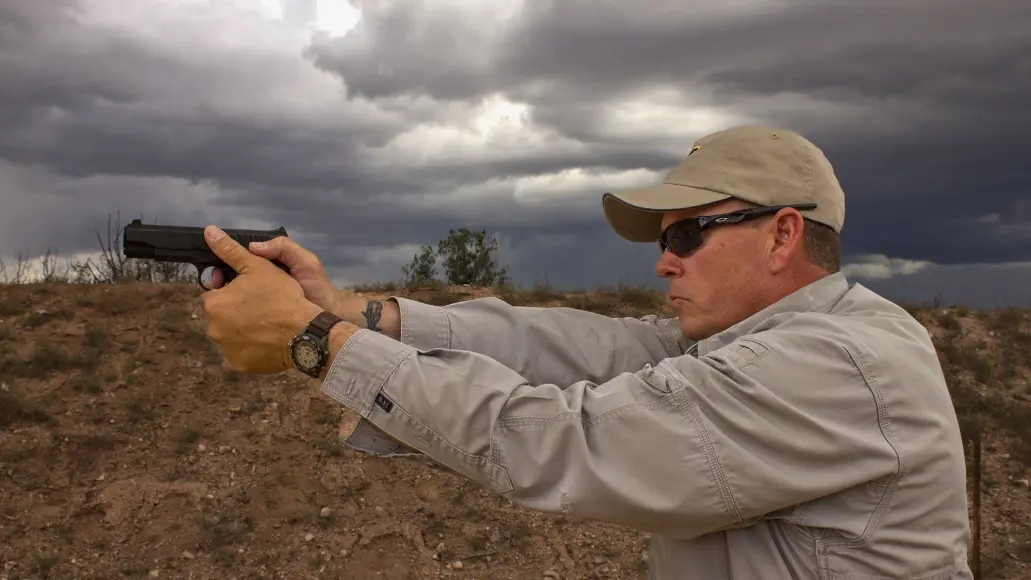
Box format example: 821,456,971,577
293,339,320,370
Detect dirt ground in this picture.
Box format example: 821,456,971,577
1,281,1030,579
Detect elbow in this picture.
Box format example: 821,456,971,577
494,459,730,539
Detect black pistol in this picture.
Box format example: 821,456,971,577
122,219,290,290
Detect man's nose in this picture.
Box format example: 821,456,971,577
655,251,682,278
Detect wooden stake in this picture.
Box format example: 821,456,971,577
972,428,982,580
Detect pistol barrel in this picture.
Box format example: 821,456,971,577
123,221,287,256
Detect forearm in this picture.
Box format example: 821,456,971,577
331,290,401,341
393,296,689,386
314,293,690,463
330,289,689,386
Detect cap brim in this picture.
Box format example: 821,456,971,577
602,184,732,242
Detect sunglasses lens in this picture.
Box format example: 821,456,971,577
662,221,702,257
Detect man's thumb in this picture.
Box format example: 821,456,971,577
205,225,252,274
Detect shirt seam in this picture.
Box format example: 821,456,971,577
392,297,411,345
657,320,685,357
822,344,906,550
662,340,773,526
671,386,742,526
443,307,453,349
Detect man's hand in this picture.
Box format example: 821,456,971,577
209,233,402,339
209,234,340,313
201,225,325,374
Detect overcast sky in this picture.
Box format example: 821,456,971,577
1,0,1029,307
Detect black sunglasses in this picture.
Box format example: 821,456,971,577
658,203,818,257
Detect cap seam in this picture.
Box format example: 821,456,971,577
722,134,736,189
805,142,814,199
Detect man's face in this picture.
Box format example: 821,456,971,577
655,199,771,342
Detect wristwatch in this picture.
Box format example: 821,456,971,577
289,310,344,379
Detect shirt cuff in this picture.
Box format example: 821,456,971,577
321,326,430,459
390,296,451,350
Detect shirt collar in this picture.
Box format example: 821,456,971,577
691,272,852,357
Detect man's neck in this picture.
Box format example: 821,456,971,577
754,267,832,315
693,269,839,347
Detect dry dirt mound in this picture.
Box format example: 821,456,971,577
1,282,1030,579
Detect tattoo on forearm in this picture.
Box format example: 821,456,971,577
362,300,384,332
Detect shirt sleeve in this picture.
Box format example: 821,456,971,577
338,296,690,458
392,295,690,385
320,325,902,539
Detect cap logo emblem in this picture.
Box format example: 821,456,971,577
689,145,701,155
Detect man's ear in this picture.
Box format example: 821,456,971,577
768,210,805,272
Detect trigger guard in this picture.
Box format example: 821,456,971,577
197,266,213,291
195,265,234,291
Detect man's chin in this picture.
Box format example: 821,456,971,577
679,312,732,343
679,318,710,343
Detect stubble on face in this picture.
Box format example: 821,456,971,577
659,201,769,341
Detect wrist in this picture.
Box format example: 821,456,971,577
327,288,346,319
330,289,361,324
330,290,401,340
286,302,360,379
293,301,325,332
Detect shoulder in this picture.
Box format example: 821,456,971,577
753,282,932,352
780,284,936,362
709,287,942,404
705,284,927,364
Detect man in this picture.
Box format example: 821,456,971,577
201,125,972,579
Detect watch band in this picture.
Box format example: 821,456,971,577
306,310,344,339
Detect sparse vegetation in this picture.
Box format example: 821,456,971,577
401,227,510,288
0,211,194,286
0,389,52,428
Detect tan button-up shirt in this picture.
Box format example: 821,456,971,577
320,272,973,579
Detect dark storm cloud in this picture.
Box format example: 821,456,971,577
1,0,1028,305
0,0,670,230
0,7,394,190
308,0,1031,266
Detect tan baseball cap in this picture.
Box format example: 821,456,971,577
602,124,846,242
